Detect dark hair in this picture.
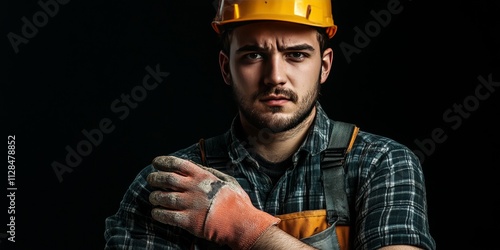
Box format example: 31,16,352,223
218,23,331,56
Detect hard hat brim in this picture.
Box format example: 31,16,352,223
212,16,337,38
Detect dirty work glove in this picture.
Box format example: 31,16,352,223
147,155,280,250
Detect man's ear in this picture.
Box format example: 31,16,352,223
320,48,333,84
219,51,231,85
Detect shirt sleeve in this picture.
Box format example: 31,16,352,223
347,134,436,250
103,165,192,249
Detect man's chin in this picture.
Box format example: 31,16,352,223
240,104,297,131
257,115,293,132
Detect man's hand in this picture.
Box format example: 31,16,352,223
147,155,280,250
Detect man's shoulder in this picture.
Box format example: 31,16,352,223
169,131,230,164
134,143,203,176
352,130,415,155
345,130,423,179
168,142,204,164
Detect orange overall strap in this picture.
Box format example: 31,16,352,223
336,225,350,250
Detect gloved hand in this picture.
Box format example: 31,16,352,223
147,155,280,250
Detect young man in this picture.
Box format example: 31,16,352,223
104,0,436,249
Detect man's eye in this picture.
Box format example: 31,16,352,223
245,53,262,60
288,52,306,59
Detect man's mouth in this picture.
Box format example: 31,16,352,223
260,95,290,106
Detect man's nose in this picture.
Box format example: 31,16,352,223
263,55,287,86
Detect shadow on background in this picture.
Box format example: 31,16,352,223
3,0,499,249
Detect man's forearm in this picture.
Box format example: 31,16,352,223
251,226,317,250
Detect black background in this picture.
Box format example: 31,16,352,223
3,0,499,249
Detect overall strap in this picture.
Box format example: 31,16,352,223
321,121,359,225
198,132,230,169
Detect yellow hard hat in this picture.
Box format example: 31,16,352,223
212,0,337,38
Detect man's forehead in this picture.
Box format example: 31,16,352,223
231,21,319,48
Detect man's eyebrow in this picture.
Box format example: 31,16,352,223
235,44,315,53
280,44,315,52
236,45,264,53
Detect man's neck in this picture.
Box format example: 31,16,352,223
241,108,316,163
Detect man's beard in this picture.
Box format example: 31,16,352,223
232,80,321,133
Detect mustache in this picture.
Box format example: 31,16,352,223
255,87,298,102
